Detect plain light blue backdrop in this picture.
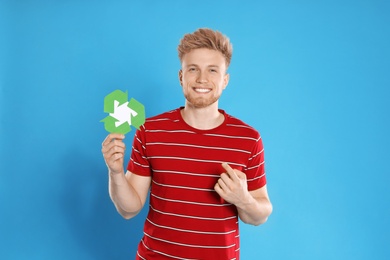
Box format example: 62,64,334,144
1,0,389,259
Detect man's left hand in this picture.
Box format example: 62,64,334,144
214,163,251,206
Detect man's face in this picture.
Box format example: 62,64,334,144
179,48,229,109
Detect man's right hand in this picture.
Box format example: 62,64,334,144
101,133,126,175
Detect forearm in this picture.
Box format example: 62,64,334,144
108,171,143,219
236,195,273,226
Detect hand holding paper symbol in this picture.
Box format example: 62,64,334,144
100,90,145,134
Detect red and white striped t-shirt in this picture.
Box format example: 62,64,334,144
127,108,266,260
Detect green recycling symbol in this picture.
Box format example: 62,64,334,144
100,90,145,134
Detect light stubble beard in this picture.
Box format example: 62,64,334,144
184,93,220,109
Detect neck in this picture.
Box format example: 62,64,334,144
181,102,224,130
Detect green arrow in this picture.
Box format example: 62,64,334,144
100,115,131,134
103,90,128,113
128,98,145,129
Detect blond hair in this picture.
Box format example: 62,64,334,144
178,28,233,67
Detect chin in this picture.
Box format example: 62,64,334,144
186,98,219,109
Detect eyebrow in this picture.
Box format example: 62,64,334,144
185,64,220,68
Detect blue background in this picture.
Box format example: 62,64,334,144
1,1,389,259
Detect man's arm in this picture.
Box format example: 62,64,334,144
109,170,151,219
102,134,151,219
235,185,272,225
215,163,272,226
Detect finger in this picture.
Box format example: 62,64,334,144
107,144,126,156
102,133,125,147
102,145,125,166
214,182,225,196
103,144,126,161
217,177,229,191
221,163,239,181
219,173,232,185
108,151,124,162
102,142,123,156
102,137,126,154
234,169,247,180
105,146,125,163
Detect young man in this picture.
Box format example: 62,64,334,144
102,28,272,259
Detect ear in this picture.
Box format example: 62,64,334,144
223,73,230,90
178,69,183,86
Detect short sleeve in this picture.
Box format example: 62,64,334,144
127,126,152,176
245,134,266,191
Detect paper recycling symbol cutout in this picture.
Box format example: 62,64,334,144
101,90,145,134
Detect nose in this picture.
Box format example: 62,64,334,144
196,71,208,83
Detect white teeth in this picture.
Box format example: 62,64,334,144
194,88,211,93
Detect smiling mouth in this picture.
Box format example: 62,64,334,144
193,87,211,93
